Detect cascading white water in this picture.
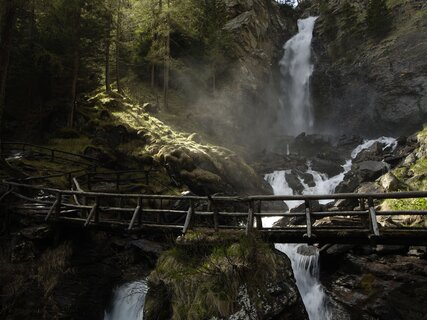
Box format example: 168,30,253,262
264,137,398,320
351,136,398,159
104,280,148,320
279,16,318,135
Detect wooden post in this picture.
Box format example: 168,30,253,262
137,197,143,226
368,197,380,237
128,198,142,230
360,198,368,228
84,198,98,227
55,192,61,217
256,200,263,230
45,192,61,221
304,199,312,239
182,200,194,234
209,198,219,232
246,201,254,235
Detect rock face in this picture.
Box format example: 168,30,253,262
308,0,427,137
321,247,427,320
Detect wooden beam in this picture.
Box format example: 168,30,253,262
128,205,141,230
304,199,312,239
182,200,194,234
368,197,380,237
84,199,98,227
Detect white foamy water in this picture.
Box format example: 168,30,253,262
264,137,397,320
279,16,318,135
351,136,398,159
276,243,331,320
104,280,148,320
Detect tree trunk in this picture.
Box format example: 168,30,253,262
115,0,122,93
163,0,170,110
69,6,81,128
0,0,26,178
105,12,112,93
0,0,17,129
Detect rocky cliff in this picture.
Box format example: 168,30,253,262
308,0,427,136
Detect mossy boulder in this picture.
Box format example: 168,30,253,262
86,90,272,196
144,233,308,320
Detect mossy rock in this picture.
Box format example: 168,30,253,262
144,235,308,320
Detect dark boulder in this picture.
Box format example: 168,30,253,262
311,157,343,177
354,161,389,181
285,171,304,194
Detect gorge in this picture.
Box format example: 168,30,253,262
0,0,426,319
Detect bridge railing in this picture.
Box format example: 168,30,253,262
1,180,427,244
0,141,97,168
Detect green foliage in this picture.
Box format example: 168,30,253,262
366,0,392,38
386,198,427,211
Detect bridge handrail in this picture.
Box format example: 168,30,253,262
2,180,427,201
1,141,98,163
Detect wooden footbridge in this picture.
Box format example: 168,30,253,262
1,142,427,245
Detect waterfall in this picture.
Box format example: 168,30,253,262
279,16,318,136
264,137,398,320
276,243,330,320
104,280,148,320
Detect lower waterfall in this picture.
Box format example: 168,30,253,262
104,280,148,320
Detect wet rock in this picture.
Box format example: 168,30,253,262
333,198,359,210
285,171,304,194
354,161,389,181
323,253,427,320
311,157,343,177
297,245,318,256
379,172,400,192
403,153,416,166
335,172,363,193
127,239,164,256
353,142,384,163
356,182,385,194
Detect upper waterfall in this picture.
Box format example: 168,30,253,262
279,16,318,136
